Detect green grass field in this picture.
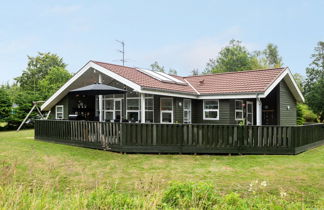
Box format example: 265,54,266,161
0,130,323,209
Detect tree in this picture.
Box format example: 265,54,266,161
0,87,11,122
15,52,67,94
293,73,304,92
304,41,324,120
204,40,263,74
39,67,72,100
191,68,199,76
150,61,165,72
304,41,324,94
168,69,177,75
263,43,283,68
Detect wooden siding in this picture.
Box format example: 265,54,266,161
35,120,324,155
49,96,69,119
193,99,236,124
279,81,297,125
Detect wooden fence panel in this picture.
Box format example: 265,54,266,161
34,120,324,154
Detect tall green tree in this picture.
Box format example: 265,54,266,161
191,68,199,76
293,73,304,92
304,41,324,120
204,40,264,74
263,43,283,68
15,52,67,94
168,68,177,75
150,61,165,72
0,87,11,122
39,67,72,100
304,41,324,94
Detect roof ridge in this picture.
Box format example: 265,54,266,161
184,67,287,78
91,60,137,70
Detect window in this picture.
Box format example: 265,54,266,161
183,99,191,123
104,99,114,122
145,97,154,123
235,100,244,120
55,105,64,119
203,100,219,120
160,98,173,123
127,98,140,122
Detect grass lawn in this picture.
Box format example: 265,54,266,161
0,129,323,209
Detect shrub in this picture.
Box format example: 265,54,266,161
161,182,218,209
86,187,141,209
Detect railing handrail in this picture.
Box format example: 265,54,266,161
34,119,324,128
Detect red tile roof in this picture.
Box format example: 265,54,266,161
184,68,286,95
92,61,286,96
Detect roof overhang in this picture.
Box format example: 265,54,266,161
41,61,141,111
42,62,305,111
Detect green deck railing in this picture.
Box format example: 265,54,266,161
34,120,324,155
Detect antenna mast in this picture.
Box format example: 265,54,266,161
116,40,125,66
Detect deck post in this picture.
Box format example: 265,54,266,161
140,93,145,123
98,73,103,122
256,97,262,126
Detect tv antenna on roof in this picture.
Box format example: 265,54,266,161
116,40,126,66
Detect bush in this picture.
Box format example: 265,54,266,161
297,103,317,125
161,182,218,209
86,187,141,209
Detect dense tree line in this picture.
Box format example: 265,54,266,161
0,52,72,129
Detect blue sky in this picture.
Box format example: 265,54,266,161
0,0,323,83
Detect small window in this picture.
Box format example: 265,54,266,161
203,100,219,120
183,99,191,123
55,105,64,119
160,98,173,123
145,97,154,123
126,98,140,122
235,100,244,120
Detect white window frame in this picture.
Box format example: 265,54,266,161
203,100,219,120
235,100,244,121
126,97,140,122
183,99,191,123
145,96,154,123
160,98,173,124
55,105,64,120
246,101,254,125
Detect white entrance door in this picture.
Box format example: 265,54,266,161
246,101,254,125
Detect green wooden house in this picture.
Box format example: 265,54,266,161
41,61,304,126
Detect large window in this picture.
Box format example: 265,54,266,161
55,105,64,119
145,96,154,123
127,98,140,122
235,100,244,120
183,99,191,123
160,98,173,123
203,100,219,120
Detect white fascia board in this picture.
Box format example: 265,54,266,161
286,68,305,102
263,68,289,97
198,94,260,100
41,61,141,111
262,67,305,103
41,61,93,111
139,89,197,99
91,62,141,91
